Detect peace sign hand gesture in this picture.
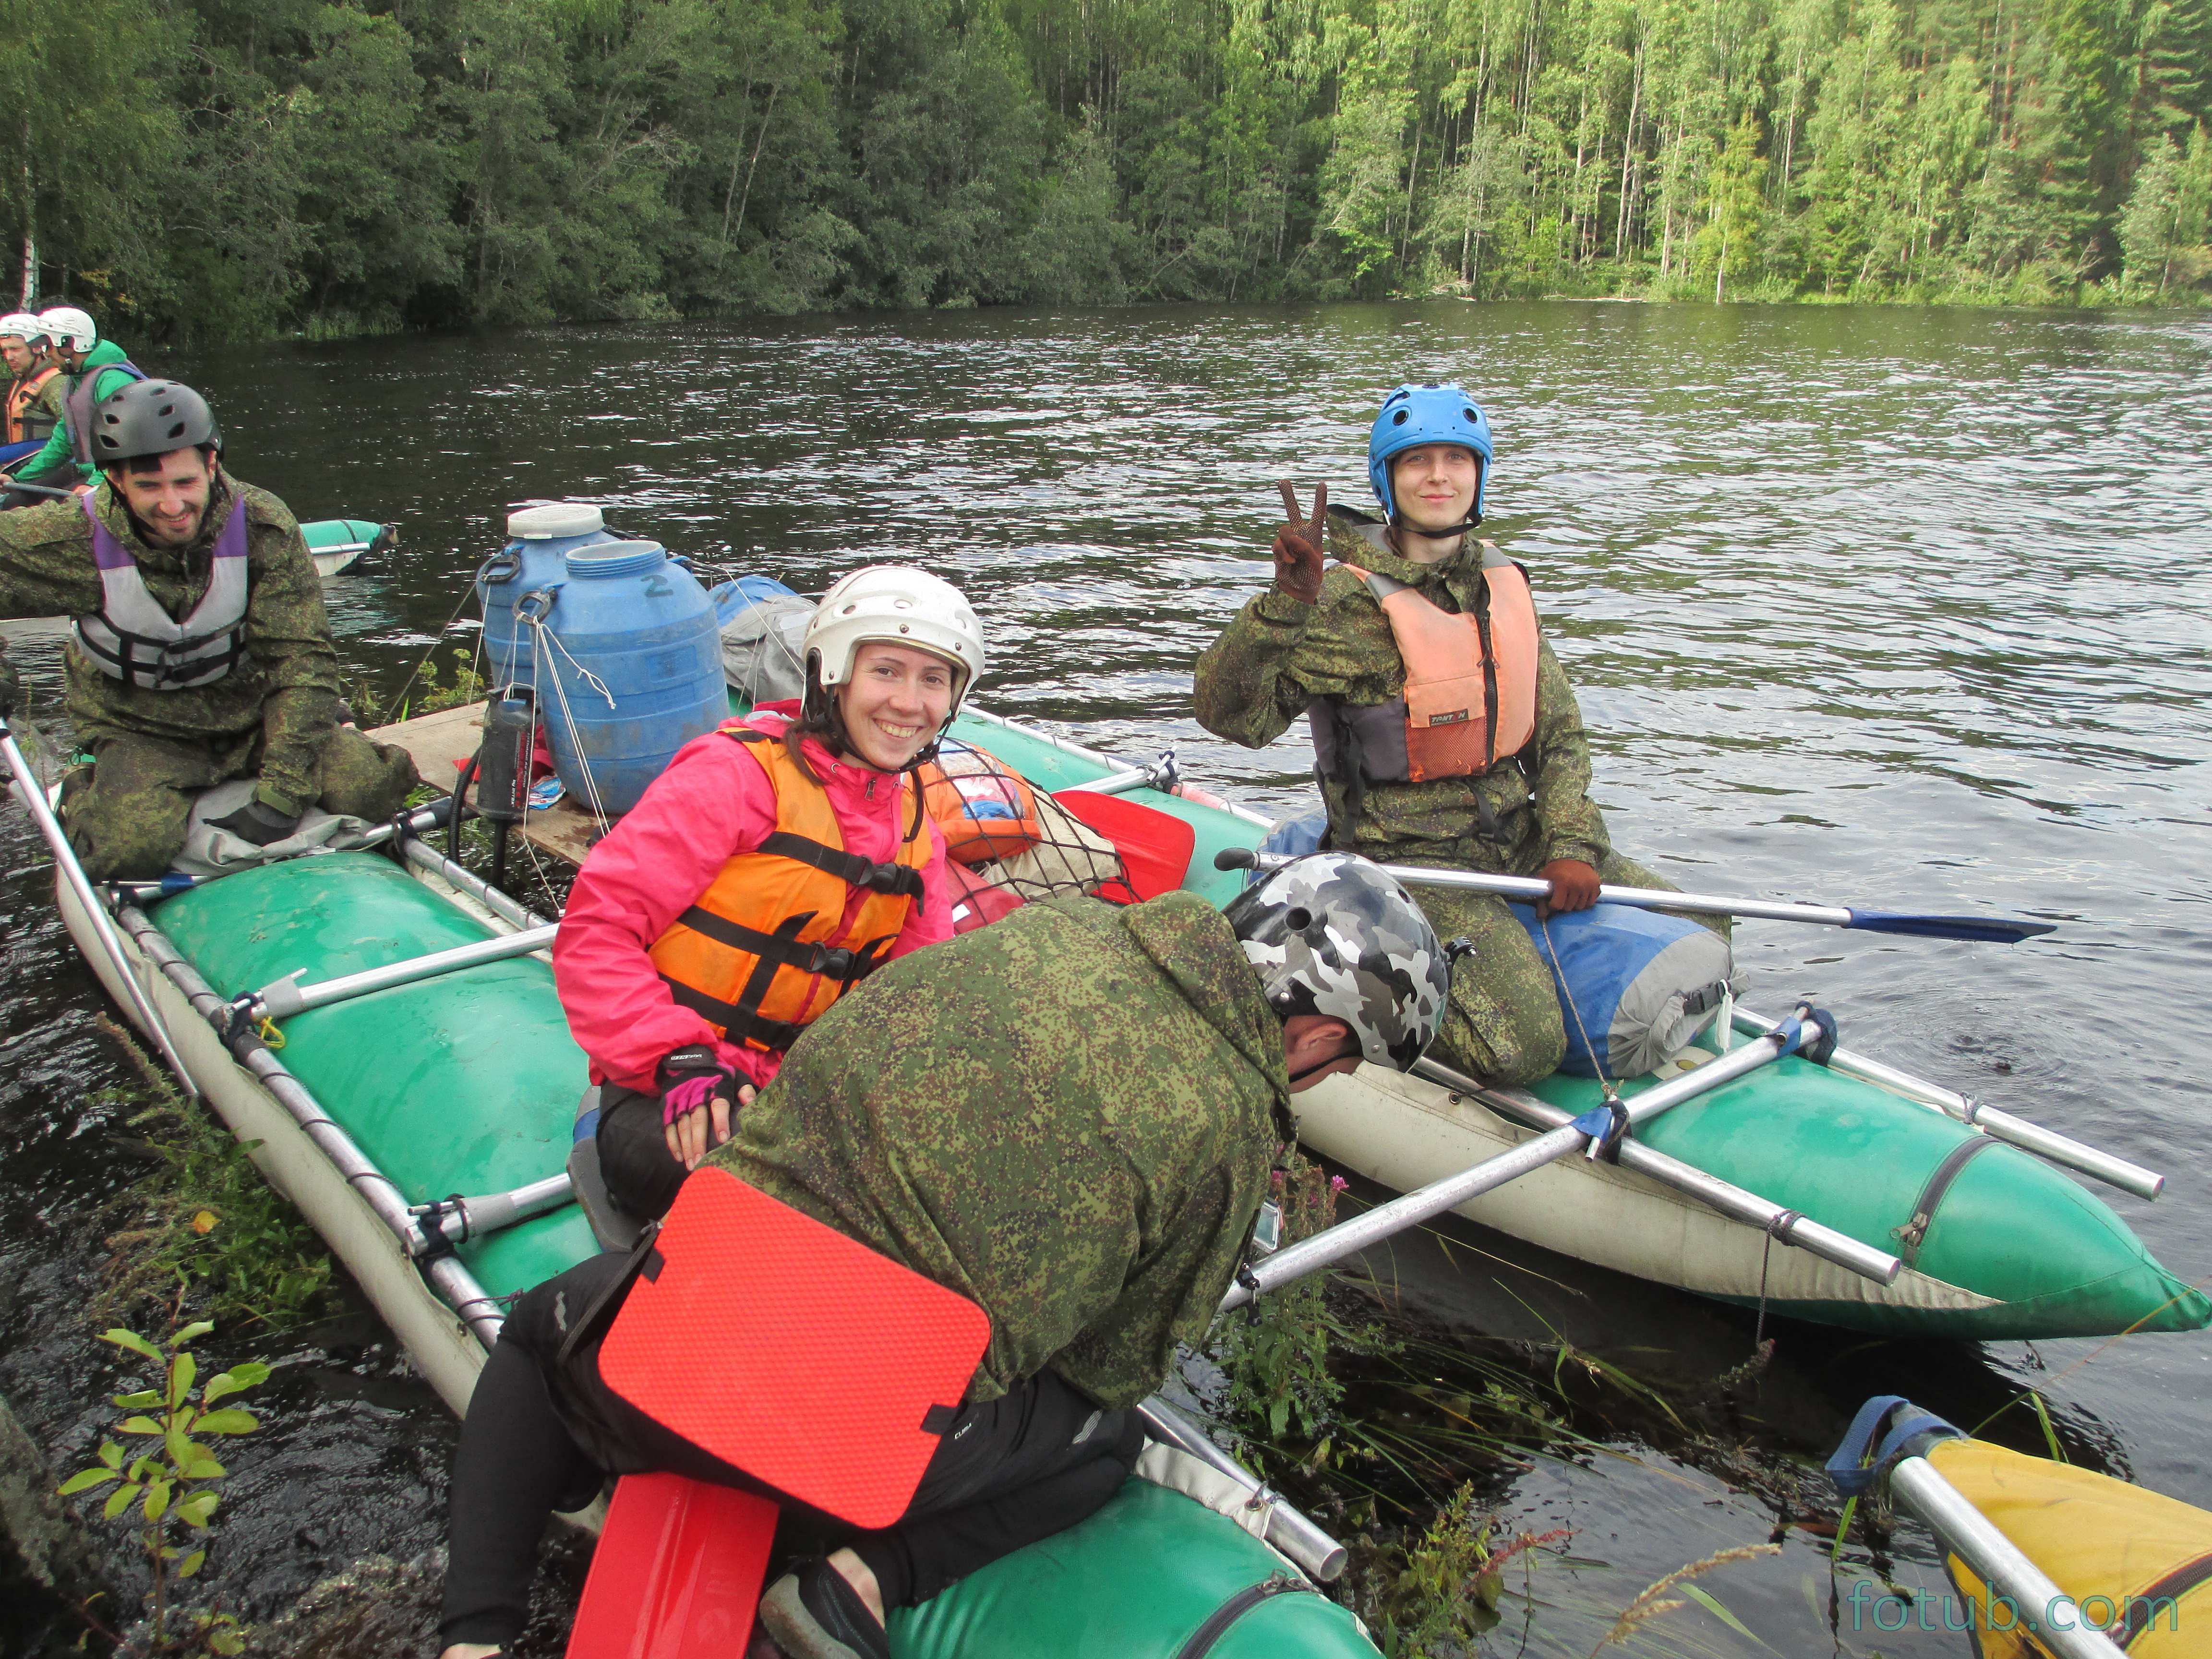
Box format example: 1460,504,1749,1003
1271,480,1328,605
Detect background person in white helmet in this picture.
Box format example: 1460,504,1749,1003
2,305,146,493
553,565,985,1222
0,313,65,454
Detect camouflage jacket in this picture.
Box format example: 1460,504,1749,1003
1192,510,1610,874
0,472,343,814
706,890,1292,1410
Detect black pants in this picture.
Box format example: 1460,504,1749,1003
596,1082,697,1222
438,1254,1142,1648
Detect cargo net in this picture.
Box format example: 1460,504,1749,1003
920,740,1134,933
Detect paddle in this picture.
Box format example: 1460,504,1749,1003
1216,1006,1835,1310
0,480,79,500
1216,848,2056,945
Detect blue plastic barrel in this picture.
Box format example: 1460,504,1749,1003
476,502,616,690
530,540,726,815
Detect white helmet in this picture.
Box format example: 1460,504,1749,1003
804,565,986,718
37,306,96,353
0,312,49,348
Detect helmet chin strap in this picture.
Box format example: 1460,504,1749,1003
1392,514,1482,540
1287,1052,1358,1085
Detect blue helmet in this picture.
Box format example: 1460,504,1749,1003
1368,384,1494,521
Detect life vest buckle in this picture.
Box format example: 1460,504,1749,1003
862,859,906,893
807,944,856,980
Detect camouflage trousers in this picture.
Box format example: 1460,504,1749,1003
59,725,420,880
1395,847,1730,1090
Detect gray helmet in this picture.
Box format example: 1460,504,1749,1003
1224,852,1451,1072
90,380,222,467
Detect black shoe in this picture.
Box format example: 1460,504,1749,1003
758,1557,890,1659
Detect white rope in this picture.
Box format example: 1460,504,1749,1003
526,613,613,835
1541,911,1619,1104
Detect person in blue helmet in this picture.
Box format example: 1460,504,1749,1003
1193,382,1722,1088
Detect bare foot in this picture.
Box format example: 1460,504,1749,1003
827,1547,885,1625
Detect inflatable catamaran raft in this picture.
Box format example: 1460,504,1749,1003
13,535,2205,1651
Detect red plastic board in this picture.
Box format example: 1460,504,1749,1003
1051,790,1197,903
566,1473,777,1659
600,1166,991,1528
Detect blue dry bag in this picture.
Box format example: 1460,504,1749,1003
1515,902,1734,1079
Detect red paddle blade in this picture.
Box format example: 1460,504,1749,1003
568,1473,778,1659
1051,790,1197,902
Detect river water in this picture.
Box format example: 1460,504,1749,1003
3,301,2209,1655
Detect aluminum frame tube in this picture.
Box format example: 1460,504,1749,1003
397,833,556,931
412,1173,577,1254
1889,1457,2126,1659
1732,1008,2164,1202
1136,1396,1346,1582
1415,1058,1904,1285
1222,1033,1794,1311
115,903,510,1347
254,924,559,1020
3,723,199,1097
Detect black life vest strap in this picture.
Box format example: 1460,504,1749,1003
756,830,924,899
74,615,250,690
660,913,904,1049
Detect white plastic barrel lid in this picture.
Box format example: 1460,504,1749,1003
507,502,605,540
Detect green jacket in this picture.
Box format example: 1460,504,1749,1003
0,471,343,813
706,890,1292,1410
15,339,139,487
1192,511,1609,874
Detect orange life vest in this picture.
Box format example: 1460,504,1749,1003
1310,542,1541,783
917,738,1045,866
4,364,58,445
648,723,932,1053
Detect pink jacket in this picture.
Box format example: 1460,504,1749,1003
553,702,953,1094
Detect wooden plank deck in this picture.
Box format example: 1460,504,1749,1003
369,699,601,866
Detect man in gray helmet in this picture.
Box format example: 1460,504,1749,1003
0,377,417,878
435,853,1446,1659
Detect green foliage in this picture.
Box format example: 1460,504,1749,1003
60,1310,268,1655
349,645,488,729
1210,1152,1350,1444
95,1030,335,1333
7,0,2208,333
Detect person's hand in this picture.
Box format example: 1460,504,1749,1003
206,797,300,847
658,1047,756,1169
1271,480,1328,604
1536,858,1601,918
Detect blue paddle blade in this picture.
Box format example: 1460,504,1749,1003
1843,910,2057,944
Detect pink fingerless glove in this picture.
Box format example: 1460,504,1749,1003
661,1070,727,1126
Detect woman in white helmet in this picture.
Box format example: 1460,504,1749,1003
553,565,986,1220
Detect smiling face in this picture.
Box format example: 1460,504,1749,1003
1390,444,1482,534
834,641,959,770
105,448,216,550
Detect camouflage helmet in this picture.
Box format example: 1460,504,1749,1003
1224,852,1450,1072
